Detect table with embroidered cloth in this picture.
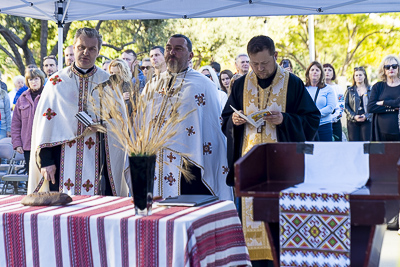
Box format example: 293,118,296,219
0,195,251,267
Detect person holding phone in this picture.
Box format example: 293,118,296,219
367,55,400,141
344,66,372,141
279,59,293,73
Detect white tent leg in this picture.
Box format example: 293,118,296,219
308,15,315,63
58,25,63,70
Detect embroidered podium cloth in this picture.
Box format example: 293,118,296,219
0,195,250,267
279,187,351,267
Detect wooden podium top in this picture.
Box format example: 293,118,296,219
235,142,400,225
235,142,400,200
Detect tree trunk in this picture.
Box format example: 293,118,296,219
0,17,35,75
40,20,49,68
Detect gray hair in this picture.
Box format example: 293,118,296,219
235,53,249,63
378,55,400,82
74,28,103,50
13,75,25,84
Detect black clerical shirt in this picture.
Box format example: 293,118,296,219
221,69,320,186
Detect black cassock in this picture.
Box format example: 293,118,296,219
221,71,321,186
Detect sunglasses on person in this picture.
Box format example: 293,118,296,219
140,66,152,70
354,66,365,71
204,74,211,78
384,64,399,70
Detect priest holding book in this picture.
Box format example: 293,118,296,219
28,28,129,197
221,35,320,265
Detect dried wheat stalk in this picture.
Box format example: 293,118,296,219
90,75,195,181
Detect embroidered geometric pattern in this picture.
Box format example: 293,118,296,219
167,152,176,162
280,191,350,267
49,75,62,85
85,137,95,150
203,142,212,155
186,126,195,136
104,134,117,196
222,166,229,174
64,178,75,190
43,108,57,120
82,179,94,192
194,93,206,106
67,140,76,148
164,172,176,186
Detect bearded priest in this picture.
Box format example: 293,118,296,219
143,34,233,201
28,28,129,196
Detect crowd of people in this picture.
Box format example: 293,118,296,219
0,26,399,264
0,27,399,185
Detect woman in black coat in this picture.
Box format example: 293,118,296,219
344,66,372,141
367,55,400,141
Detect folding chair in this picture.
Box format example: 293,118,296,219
0,138,28,195
0,138,14,178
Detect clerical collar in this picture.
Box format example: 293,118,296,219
73,63,95,74
257,67,277,89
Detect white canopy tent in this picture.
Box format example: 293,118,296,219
1,0,400,67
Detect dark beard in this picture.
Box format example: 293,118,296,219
167,60,181,73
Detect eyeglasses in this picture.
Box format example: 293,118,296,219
354,66,365,71
43,55,57,61
204,74,211,78
384,64,399,70
140,66,152,70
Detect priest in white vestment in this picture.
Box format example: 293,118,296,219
28,28,129,196
144,34,233,201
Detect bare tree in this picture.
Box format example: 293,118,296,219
0,16,36,74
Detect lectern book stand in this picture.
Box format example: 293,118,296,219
235,142,400,267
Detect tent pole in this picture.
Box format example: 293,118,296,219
308,15,315,63
58,25,63,70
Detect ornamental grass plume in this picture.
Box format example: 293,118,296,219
90,74,194,181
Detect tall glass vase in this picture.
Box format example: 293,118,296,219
129,154,156,216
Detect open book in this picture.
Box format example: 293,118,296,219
230,105,271,128
75,111,96,127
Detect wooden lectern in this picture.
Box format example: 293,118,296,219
235,142,400,267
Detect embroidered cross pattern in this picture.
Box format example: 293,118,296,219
43,108,57,120
67,140,76,148
49,75,62,85
203,142,212,155
194,93,206,106
222,166,229,174
164,173,176,186
85,137,95,150
64,178,74,190
186,126,195,136
167,152,176,162
82,179,93,192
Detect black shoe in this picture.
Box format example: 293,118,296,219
387,214,399,230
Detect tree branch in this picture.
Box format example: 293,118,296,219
95,21,103,32
102,41,136,52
